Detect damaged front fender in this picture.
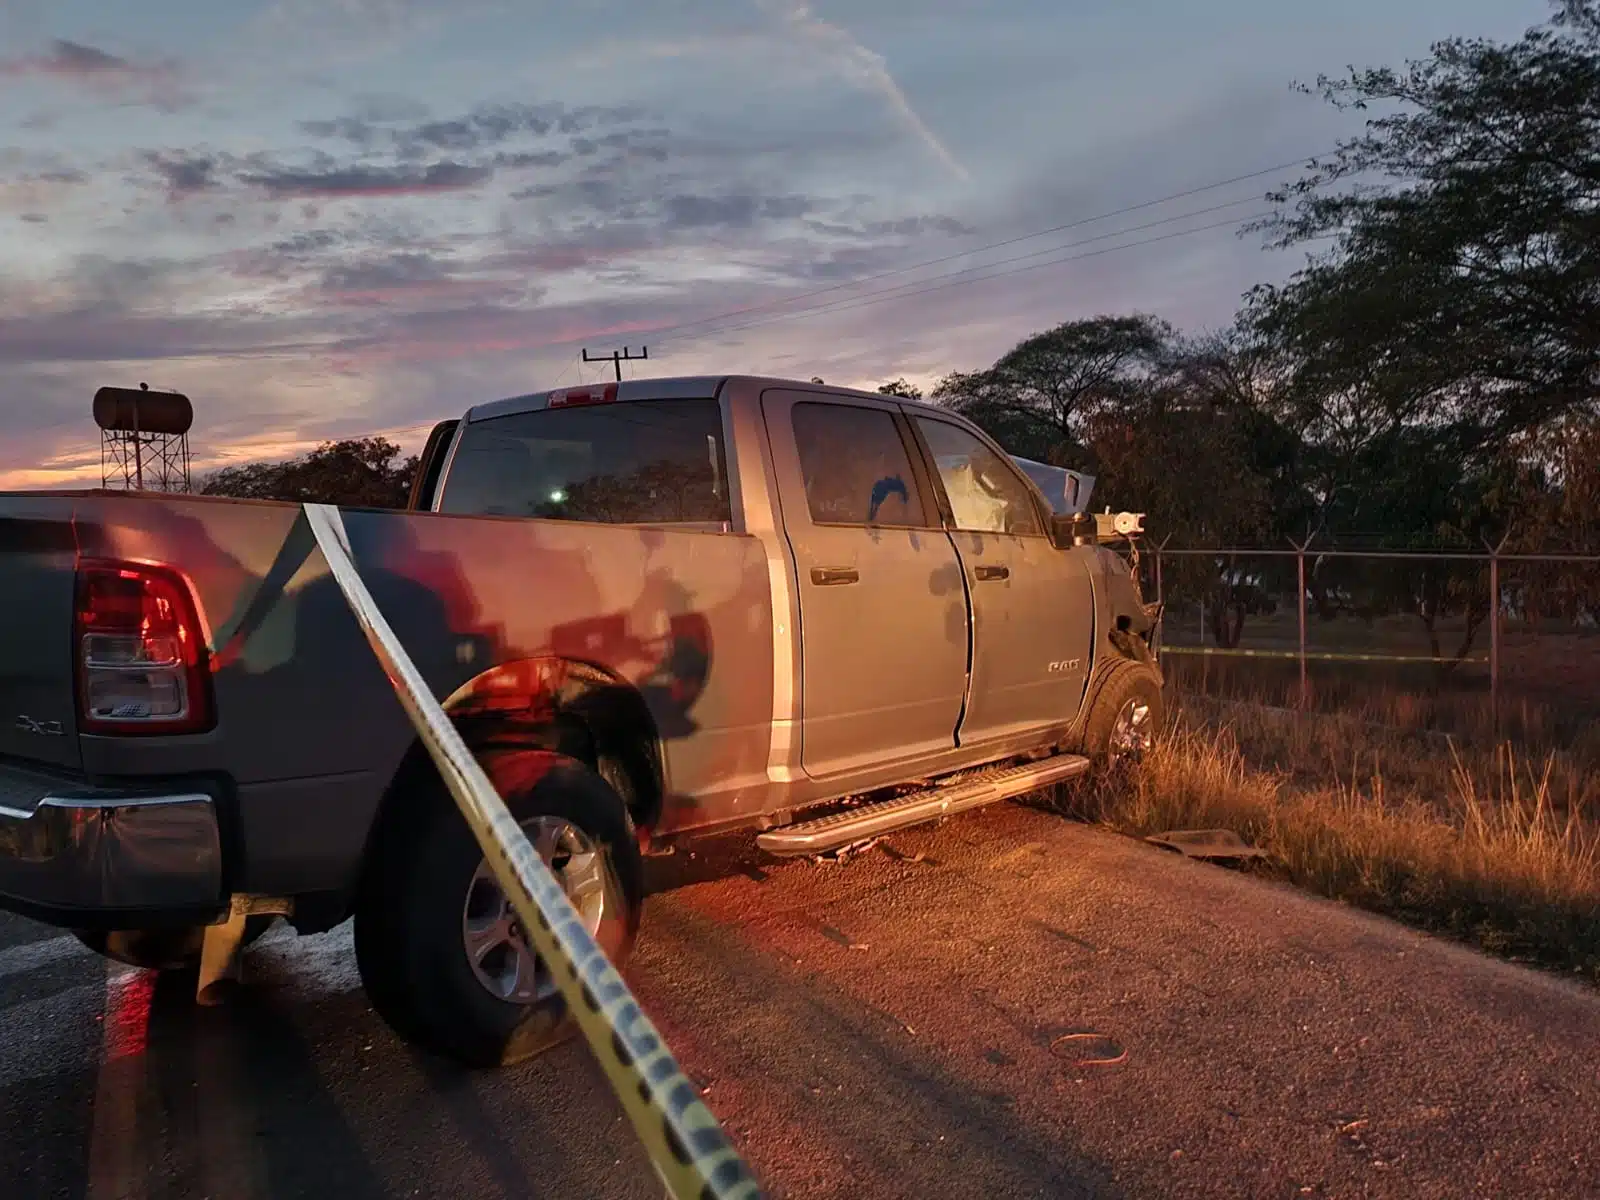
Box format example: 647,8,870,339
1093,546,1164,676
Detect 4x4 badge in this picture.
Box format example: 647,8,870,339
14,715,65,737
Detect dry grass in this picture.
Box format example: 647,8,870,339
1045,699,1600,985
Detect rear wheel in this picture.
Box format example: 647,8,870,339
353,750,643,1068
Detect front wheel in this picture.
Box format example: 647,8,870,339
1080,662,1164,767
353,750,643,1068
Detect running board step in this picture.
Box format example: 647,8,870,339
756,754,1092,857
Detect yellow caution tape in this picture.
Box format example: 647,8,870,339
304,504,764,1200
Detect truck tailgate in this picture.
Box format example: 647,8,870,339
0,496,82,770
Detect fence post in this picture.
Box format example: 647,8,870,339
1153,534,1170,660
1486,534,1507,733
1154,535,1168,610
1290,533,1313,711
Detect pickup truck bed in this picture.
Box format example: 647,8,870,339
0,374,1161,1066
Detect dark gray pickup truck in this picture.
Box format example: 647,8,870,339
0,375,1161,1066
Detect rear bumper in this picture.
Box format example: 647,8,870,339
0,762,223,926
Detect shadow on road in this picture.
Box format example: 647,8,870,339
10,941,665,1200
145,968,393,1199
643,833,780,896
641,903,1126,1199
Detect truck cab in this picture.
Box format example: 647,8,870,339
413,376,1156,829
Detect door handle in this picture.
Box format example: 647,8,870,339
810,566,860,586
974,564,1010,582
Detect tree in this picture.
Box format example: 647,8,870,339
929,315,1277,541
933,314,1175,465
1511,412,1600,624
1249,0,1600,462
1241,1,1600,664
876,378,923,399
1092,335,1289,646
929,314,1281,645
201,437,420,508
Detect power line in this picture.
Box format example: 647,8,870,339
494,146,1329,361
642,148,1334,341
671,211,1274,343
662,198,1266,344
548,355,579,388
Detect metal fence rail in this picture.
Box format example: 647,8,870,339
304,504,764,1200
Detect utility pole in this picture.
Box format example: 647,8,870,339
582,345,648,382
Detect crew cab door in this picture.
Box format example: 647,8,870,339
907,414,1095,748
761,390,969,780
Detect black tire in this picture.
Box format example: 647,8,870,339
74,917,275,972
1079,660,1164,766
353,750,643,1068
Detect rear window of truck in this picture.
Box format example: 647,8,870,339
437,398,732,526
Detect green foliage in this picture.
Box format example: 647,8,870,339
1512,413,1600,622
932,313,1174,467
1209,0,1600,658
925,316,1276,545
1247,0,1600,464
875,378,923,399
200,436,420,508
909,2,1598,655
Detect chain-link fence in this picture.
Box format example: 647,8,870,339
1144,540,1600,743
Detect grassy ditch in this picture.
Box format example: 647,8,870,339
1045,697,1600,985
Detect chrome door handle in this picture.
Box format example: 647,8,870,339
810,566,859,586
974,564,1009,581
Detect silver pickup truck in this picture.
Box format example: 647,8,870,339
0,375,1162,1067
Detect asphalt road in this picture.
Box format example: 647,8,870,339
2,802,1596,1200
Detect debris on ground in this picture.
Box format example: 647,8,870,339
1145,828,1267,861
1049,1032,1128,1068
879,843,932,865
818,923,870,951
811,836,882,865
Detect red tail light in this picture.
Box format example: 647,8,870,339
74,559,214,735
547,382,618,408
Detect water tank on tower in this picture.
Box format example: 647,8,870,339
96,383,194,492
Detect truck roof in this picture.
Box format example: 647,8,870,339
463,375,949,424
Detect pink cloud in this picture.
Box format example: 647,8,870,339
0,39,189,108
322,278,527,308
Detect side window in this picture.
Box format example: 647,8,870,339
914,418,1044,537
791,402,925,528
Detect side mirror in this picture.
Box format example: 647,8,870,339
1048,512,1095,550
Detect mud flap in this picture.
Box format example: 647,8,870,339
195,894,292,1005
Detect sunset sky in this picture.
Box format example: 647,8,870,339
0,0,1547,489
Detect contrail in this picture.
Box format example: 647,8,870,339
757,0,970,182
